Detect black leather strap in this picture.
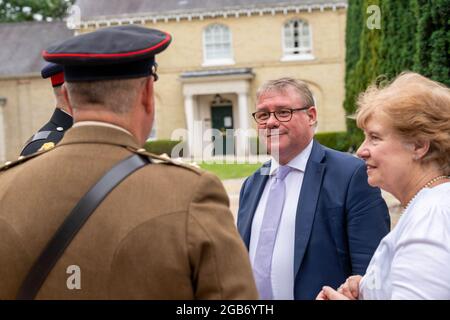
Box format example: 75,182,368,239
16,153,150,300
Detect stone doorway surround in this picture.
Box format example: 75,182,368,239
180,68,254,158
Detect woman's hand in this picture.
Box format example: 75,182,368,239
337,275,362,300
316,275,363,300
316,286,350,300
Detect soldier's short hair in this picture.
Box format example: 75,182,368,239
65,78,147,114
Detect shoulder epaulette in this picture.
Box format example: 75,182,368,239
129,147,202,173
0,147,53,172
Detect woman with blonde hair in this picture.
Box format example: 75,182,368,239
317,72,450,300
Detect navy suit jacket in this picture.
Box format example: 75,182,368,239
237,140,390,300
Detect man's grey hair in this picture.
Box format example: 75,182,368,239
65,77,147,114
256,77,315,108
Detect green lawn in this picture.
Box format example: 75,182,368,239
199,162,262,180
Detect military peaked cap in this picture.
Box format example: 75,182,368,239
41,62,65,87
42,25,172,82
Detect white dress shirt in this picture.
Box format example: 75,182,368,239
249,140,313,300
359,182,450,300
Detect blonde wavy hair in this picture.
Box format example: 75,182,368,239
356,72,450,175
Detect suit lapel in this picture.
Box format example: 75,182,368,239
239,162,270,248
294,141,326,279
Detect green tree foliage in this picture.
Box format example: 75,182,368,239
344,0,381,149
343,0,362,149
414,0,450,86
378,0,417,78
344,0,450,147
0,0,75,23
345,0,364,75
414,0,433,78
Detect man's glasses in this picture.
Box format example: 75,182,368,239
252,106,310,124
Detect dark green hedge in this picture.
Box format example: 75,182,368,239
144,135,353,157
249,134,353,154
315,132,353,152
144,140,184,157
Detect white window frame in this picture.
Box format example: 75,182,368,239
202,24,235,67
281,19,314,62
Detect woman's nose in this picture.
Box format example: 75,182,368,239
356,141,369,159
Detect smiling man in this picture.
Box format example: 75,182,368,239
237,77,390,300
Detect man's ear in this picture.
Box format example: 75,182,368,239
141,77,154,115
306,106,317,126
61,84,73,115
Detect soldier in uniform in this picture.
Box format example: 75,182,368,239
0,26,258,300
20,63,73,156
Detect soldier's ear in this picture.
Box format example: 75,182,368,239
141,76,154,115
61,84,73,115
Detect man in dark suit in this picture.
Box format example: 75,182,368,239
20,63,73,156
237,77,390,300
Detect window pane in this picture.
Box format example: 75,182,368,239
286,38,293,48
224,44,231,57
204,24,232,61
284,19,311,55
302,24,309,36
285,28,292,39
303,37,310,48
284,22,293,49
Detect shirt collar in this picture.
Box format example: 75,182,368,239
73,121,133,136
269,139,314,176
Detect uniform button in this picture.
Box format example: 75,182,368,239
18,156,25,160
56,127,64,131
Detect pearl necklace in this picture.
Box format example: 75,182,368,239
403,175,449,211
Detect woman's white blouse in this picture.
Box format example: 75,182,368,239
359,182,450,300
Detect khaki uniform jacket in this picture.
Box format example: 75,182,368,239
0,125,258,299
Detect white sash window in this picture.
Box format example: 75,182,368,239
203,24,234,66
282,19,314,61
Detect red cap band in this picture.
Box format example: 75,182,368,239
50,72,64,87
